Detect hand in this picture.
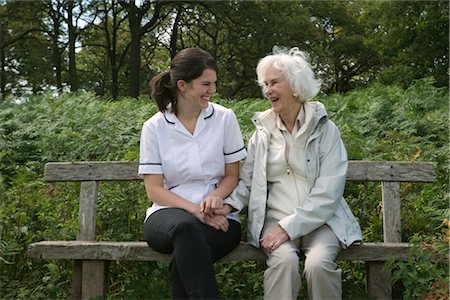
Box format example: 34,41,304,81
203,213,229,232
259,225,289,253
213,204,233,216
200,196,224,215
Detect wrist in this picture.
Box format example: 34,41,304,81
224,204,235,214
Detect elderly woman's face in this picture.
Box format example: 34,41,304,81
262,66,297,115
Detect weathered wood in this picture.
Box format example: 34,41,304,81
372,181,401,299
71,260,82,300
81,260,108,300
382,182,402,243
44,161,436,182
77,181,99,241
33,160,436,300
347,161,435,182
75,181,103,300
28,241,411,262
45,161,141,182
366,262,392,299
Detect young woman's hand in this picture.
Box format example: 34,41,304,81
200,196,224,214
202,213,229,232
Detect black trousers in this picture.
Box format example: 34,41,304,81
144,208,242,299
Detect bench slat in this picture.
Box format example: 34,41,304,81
44,161,435,182
44,161,141,182
28,241,411,262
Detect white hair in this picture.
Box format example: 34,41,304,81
256,46,322,102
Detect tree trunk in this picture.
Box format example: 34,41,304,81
49,1,63,90
67,0,78,92
0,22,5,100
169,4,182,59
127,3,141,98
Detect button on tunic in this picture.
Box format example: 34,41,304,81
139,103,247,221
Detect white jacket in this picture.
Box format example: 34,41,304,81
225,101,362,248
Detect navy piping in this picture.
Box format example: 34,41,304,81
164,113,175,124
139,162,162,166
204,105,214,120
224,146,245,156
168,185,179,190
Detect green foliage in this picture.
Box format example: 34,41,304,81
2,1,447,99
0,79,448,299
386,230,449,299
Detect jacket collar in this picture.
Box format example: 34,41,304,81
252,101,328,133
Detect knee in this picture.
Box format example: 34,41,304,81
304,256,336,277
269,250,299,271
170,218,202,238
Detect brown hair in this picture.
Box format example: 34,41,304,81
149,48,217,114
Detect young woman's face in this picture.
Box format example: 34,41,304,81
181,69,217,110
262,66,297,115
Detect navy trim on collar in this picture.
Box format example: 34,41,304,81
204,104,214,120
164,113,175,125
163,103,214,124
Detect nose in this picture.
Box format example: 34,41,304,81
264,85,273,97
209,83,216,94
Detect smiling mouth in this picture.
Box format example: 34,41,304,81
269,97,279,104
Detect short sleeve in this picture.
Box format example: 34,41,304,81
138,119,163,175
223,109,247,163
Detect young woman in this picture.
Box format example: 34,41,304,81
139,48,246,299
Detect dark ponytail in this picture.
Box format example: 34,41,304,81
149,48,217,115
149,71,176,113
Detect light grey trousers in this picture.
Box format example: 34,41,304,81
262,218,342,300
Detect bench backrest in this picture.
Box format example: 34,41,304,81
44,161,435,243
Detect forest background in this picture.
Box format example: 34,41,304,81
0,0,449,299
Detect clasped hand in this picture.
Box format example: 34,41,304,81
198,196,231,232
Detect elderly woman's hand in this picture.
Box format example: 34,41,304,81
260,225,290,253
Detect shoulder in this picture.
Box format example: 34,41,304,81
209,102,238,122
210,102,234,115
142,111,166,130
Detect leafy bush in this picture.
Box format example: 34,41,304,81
386,223,449,299
0,78,447,299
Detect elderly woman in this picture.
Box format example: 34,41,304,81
222,47,362,299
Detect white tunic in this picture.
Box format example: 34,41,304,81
139,102,247,221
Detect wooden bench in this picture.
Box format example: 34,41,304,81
27,161,435,300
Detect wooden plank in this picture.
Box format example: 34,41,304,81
76,181,101,300
27,241,411,262
77,181,99,241
44,161,140,182
71,260,82,300
382,182,402,243
44,161,435,182
366,262,392,299
346,161,435,182
81,260,108,300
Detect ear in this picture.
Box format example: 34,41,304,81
177,79,187,92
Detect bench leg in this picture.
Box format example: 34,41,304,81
78,260,108,300
366,262,392,299
71,260,82,299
